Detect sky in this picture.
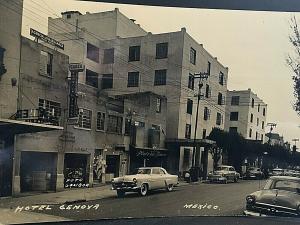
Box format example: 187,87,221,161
21,0,300,144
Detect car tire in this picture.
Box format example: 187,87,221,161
140,183,148,196
117,190,125,198
166,183,174,192
223,178,228,184
234,177,238,183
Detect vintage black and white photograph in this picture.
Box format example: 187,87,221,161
0,0,300,224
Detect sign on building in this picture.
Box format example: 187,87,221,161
69,63,85,72
30,28,64,50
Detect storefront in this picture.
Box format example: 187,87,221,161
0,118,63,196
129,146,168,173
64,153,90,188
20,151,57,192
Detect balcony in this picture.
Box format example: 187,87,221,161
15,108,60,126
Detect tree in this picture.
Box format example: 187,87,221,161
209,145,223,170
287,16,300,115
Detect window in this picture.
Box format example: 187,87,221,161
156,42,168,59
127,72,139,87
261,134,264,140
205,84,211,98
207,61,211,75
251,98,255,108
229,127,238,133
0,47,6,76
231,96,240,105
87,43,99,63
103,48,114,64
263,108,266,116
187,99,193,115
262,121,265,129
154,69,167,85
202,129,207,139
159,169,166,175
102,74,113,89
250,113,253,123
219,72,224,85
185,124,191,139
86,69,98,88
190,47,196,65
38,98,61,117
188,73,194,90
129,45,140,61
152,124,160,131
216,112,222,125
217,93,223,105
249,128,252,138
66,14,71,19
257,118,259,126
107,115,123,134
156,98,161,113
230,112,239,121
204,107,211,120
77,108,92,129
256,132,258,140
152,168,160,174
96,112,105,131
124,118,131,135
258,104,260,112
40,50,53,77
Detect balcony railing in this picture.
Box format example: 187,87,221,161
15,108,60,126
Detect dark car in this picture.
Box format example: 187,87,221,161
244,176,300,217
244,167,264,180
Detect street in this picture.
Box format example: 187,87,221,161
22,180,265,220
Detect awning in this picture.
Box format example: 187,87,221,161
0,118,63,137
165,138,215,147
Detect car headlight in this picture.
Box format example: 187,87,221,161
133,178,137,183
246,195,256,205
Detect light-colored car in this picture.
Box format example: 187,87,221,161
208,165,240,183
244,176,300,217
270,168,284,176
111,167,179,197
244,167,264,180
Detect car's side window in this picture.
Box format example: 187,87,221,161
152,168,160,174
159,169,166,175
229,167,235,171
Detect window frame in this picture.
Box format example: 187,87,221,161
231,96,240,106
86,69,99,88
102,73,113,89
127,71,140,87
230,111,239,121
185,124,191,139
107,114,123,134
86,42,100,63
75,108,92,130
190,47,196,65
186,99,193,115
96,111,106,131
128,45,141,62
156,42,168,59
154,69,167,86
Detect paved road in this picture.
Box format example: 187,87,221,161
29,179,265,220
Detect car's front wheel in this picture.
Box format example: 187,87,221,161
166,183,174,192
140,183,148,196
117,190,125,198
234,177,238,183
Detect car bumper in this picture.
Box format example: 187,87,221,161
244,210,268,217
208,176,226,182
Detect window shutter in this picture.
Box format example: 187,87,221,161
39,51,48,75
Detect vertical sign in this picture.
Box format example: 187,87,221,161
68,63,85,119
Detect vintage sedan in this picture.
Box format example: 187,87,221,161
207,165,240,183
111,167,179,197
244,176,300,217
244,167,265,180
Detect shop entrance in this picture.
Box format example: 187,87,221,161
105,155,120,178
20,152,57,192
64,153,88,188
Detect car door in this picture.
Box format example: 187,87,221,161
229,167,235,181
150,168,161,189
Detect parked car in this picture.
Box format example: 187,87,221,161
111,167,179,197
269,168,284,176
244,176,300,217
207,165,240,184
284,170,300,177
244,167,265,180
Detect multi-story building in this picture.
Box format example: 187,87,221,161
48,9,229,176
225,89,267,142
12,36,167,194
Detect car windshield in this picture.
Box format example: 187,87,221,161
216,166,229,171
264,179,300,193
136,168,151,174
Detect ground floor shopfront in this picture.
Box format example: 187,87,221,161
166,138,215,178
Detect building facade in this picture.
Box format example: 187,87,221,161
225,89,267,142
47,9,229,177
11,36,167,194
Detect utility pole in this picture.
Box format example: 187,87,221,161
191,72,209,167
266,122,277,145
